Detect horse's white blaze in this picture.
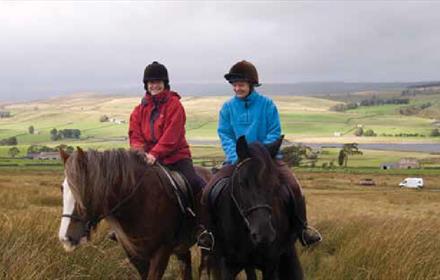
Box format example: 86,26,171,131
59,178,75,243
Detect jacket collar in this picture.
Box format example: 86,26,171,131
234,90,259,103
142,90,180,106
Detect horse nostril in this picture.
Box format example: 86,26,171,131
67,236,78,245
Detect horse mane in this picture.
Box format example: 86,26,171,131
65,148,148,256
65,148,146,217
247,142,280,189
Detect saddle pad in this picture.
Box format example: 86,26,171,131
169,170,190,196
208,177,230,208
156,164,194,216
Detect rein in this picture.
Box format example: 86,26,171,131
230,158,273,230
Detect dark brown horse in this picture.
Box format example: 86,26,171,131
58,148,211,279
203,136,303,279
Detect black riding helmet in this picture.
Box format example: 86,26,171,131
143,61,170,91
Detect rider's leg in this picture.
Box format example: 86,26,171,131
167,158,206,195
166,159,217,250
276,160,322,246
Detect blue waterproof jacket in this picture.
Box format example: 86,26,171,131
217,91,281,164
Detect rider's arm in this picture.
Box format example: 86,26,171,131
263,99,281,144
128,105,145,151
218,103,237,164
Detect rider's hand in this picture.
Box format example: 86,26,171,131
145,153,157,165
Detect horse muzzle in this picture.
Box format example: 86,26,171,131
59,236,88,252
250,223,276,247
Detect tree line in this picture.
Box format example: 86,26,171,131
330,97,410,112
281,143,362,168
50,128,81,141
4,144,75,158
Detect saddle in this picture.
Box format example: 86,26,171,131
156,164,196,218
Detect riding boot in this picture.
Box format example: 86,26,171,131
293,194,322,246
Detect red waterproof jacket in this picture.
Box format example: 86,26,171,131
128,90,191,164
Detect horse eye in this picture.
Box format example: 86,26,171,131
60,185,64,193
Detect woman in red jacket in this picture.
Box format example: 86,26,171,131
129,61,205,195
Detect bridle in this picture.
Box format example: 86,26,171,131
230,158,273,230
61,213,100,236
61,175,146,235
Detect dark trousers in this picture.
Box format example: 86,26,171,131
276,160,303,198
166,158,206,195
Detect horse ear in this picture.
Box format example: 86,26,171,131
265,135,284,158
76,146,86,161
59,148,70,164
236,135,250,160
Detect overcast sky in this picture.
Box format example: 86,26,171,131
1,1,440,101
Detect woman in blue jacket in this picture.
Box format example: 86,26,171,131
198,60,321,250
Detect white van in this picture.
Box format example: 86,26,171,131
399,178,424,189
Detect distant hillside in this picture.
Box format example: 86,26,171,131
118,82,426,97
2,81,439,102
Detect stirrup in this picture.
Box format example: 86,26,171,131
197,230,215,252
300,226,322,247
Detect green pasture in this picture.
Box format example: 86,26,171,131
0,94,439,150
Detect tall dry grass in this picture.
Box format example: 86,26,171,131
0,169,439,279
300,216,440,280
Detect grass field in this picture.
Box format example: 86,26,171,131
312,148,440,169
1,168,439,279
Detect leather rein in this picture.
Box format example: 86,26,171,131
230,158,273,230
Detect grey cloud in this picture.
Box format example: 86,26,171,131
0,1,440,101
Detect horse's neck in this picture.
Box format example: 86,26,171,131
102,165,150,218
217,186,254,257
220,183,248,232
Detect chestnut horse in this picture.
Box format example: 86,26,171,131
58,148,210,279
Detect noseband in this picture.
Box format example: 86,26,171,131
61,213,97,235
230,158,273,230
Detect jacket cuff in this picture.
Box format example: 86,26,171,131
149,149,161,160
131,144,144,152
